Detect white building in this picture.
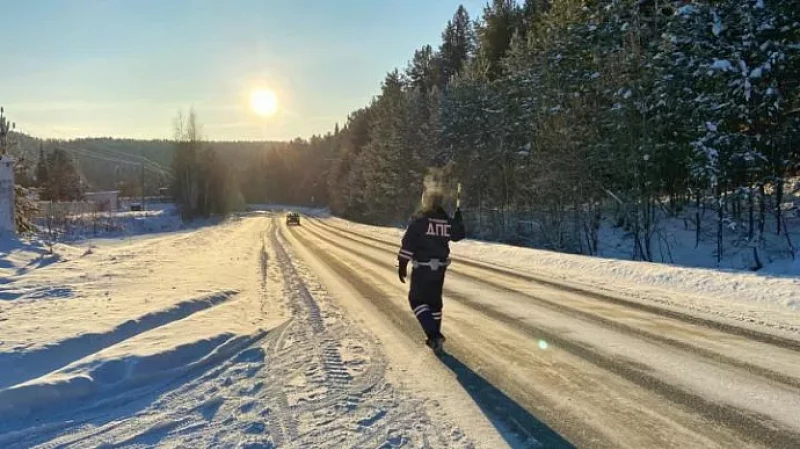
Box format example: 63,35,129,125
0,156,14,234
85,190,120,212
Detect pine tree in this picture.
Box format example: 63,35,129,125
35,145,48,188
359,71,411,223
475,0,523,80
42,148,82,201
327,107,373,218
439,5,476,85
519,0,547,35
406,45,441,93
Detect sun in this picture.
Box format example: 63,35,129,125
250,88,278,117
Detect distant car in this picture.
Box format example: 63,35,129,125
286,212,300,226
130,203,142,212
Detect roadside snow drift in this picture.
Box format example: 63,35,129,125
0,290,239,390
0,329,262,418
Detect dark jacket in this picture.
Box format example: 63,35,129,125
398,207,465,264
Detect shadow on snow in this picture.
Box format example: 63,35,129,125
438,351,576,449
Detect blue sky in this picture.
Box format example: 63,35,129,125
2,0,486,141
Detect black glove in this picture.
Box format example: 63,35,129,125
398,259,408,284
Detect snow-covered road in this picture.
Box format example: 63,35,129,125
288,216,800,449
1,212,799,448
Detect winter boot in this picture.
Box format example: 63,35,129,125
426,336,445,354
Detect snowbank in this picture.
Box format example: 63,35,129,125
320,217,800,317
0,217,286,430
0,290,239,389
460,239,800,312
0,329,262,418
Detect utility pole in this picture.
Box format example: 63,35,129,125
140,163,145,211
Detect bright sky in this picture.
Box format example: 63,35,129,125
2,0,486,141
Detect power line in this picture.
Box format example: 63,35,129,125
62,146,171,177
58,147,160,202
56,143,169,173
79,146,171,175
87,145,170,172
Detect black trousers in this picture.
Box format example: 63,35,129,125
408,266,446,340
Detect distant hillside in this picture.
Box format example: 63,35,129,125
10,133,282,194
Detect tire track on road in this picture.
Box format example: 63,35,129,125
310,217,800,351
304,217,800,388
296,218,800,449
265,219,467,448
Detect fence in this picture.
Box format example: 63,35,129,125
35,201,100,218
35,201,126,241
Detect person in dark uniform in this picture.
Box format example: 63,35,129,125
397,191,465,351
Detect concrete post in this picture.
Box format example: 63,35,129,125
0,156,15,234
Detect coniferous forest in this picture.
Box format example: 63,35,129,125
256,0,800,263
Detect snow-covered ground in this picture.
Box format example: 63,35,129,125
2,208,799,448
593,209,800,275
34,203,186,242
318,215,800,332
459,180,800,276
0,215,503,448
0,219,275,427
